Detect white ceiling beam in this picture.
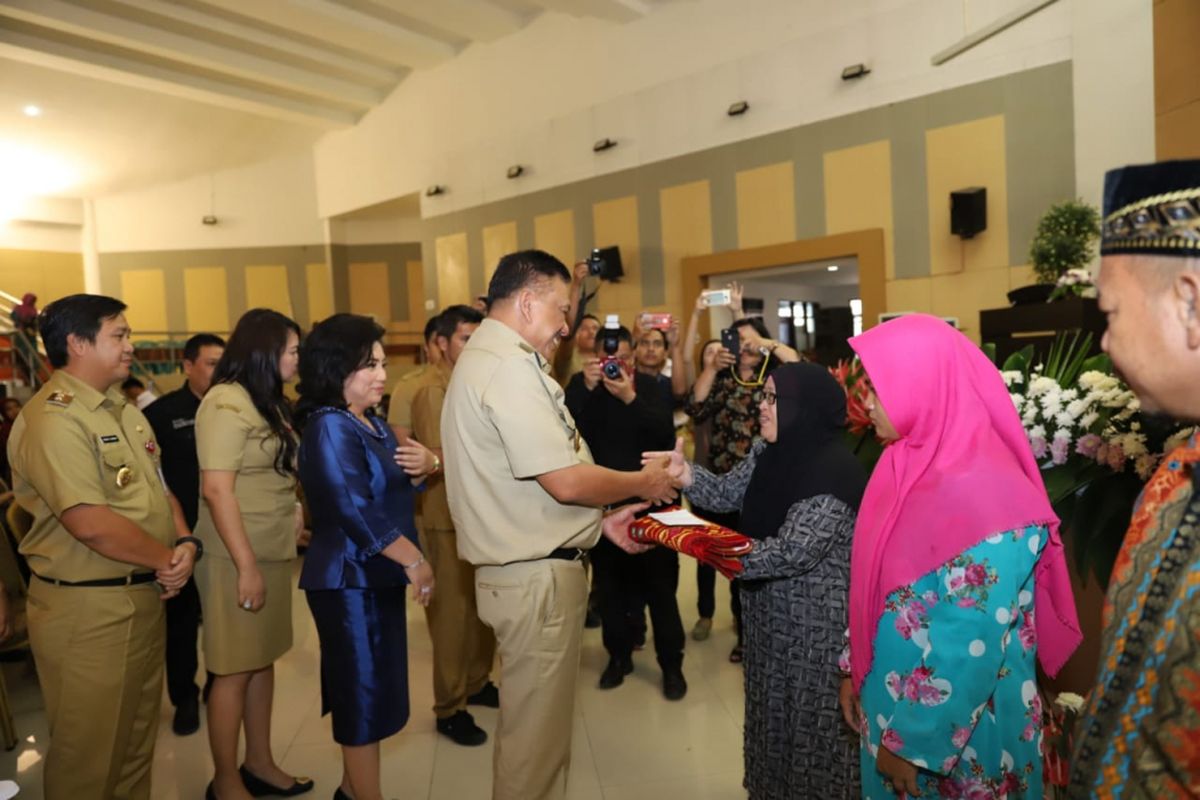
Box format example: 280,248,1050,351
367,0,528,42
0,0,381,108
534,0,652,23
0,25,355,127
284,0,458,66
110,0,401,86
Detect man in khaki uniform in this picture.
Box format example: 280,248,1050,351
411,303,498,746
388,314,443,442
8,294,199,800
442,250,679,800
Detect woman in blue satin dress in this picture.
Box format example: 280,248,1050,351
295,313,438,800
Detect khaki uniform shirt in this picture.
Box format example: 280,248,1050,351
411,363,454,531
442,318,602,566
9,369,174,582
387,364,440,431
194,382,297,562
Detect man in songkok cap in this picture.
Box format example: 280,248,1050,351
1068,159,1200,798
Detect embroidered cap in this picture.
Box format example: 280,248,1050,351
1101,159,1200,257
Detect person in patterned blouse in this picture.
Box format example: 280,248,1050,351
1067,159,1200,798
841,314,1081,799
684,315,796,660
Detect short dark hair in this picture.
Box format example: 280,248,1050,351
39,294,127,368
295,313,386,428
732,316,771,340
423,314,440,343
581,313,600,325
121,377,144,390
433,305,484,340
638,327,667,346
183,333,225,363
487,250,571,304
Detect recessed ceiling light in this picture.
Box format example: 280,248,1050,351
827,265,839,272
22,105,41,117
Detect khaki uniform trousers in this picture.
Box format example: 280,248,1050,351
26,578,165,800
475,558,588,800
420,526,495,718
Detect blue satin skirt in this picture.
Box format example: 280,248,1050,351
305,586,409,746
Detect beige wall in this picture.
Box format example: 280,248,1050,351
0,249,85,306
1155,0,1200,160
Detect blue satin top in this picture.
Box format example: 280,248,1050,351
298,408,420,591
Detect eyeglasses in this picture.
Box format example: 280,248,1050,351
762,390,777,406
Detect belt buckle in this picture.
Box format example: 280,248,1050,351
124,574,134,586
571,548,584,561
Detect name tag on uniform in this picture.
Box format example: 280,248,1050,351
171,418,195,430
100,434,120,444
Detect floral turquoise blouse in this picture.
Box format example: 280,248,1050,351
849,525,1048,799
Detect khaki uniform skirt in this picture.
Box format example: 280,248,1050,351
195,555,294,675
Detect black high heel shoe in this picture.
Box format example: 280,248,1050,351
238,765,315,797
333,788,353,800
205,782,217,800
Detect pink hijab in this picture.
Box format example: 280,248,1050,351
847,314,1081,691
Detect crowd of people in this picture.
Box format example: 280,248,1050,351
1,157,1198,800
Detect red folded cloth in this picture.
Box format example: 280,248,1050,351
630,507,754,580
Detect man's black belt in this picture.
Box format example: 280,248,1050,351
34,572,157,587
546,547,587,561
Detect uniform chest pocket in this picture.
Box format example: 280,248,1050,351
99,444,141,490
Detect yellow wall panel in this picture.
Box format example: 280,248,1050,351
0,250,83,306
405,260,426,326
534,210,575,269
824,140,896,279
735,161,796,249
245,265,293,317
885,278,933,317
120,269,169,334
592,195,642,318
182,267,229,333
306,262,334,325
930,267,1011,343
1008,264,1037,290
434,232,470,309
349,262,392,323
926,115,1009,275
481,221,518,288
660,180,713,316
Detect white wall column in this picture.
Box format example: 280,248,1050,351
82,197,101,293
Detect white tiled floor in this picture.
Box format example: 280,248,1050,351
1,559,748,799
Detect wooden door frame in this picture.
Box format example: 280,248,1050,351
680,228,886,333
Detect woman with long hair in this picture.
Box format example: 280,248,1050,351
840,314,1081,798
646,362,867,798
195,308,309,800
295,313,437,800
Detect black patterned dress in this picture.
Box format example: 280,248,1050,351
687,443,861,799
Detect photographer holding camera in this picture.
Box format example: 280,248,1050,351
565,319,686,700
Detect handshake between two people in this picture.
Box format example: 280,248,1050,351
601,438,692,556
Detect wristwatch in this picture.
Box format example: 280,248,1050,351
176,535,204,562
431,453,442,474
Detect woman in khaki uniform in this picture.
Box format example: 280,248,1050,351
195,309,312,800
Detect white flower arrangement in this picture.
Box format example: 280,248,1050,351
1004,361,1193,480
1048,267,1098,301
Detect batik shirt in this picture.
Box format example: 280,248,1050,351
1068,436,1200,799
852,526,1047,799
684,368,765,474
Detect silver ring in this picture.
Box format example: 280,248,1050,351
242,600,252,609
420,587,431,594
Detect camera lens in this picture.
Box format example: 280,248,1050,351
603,360,622,380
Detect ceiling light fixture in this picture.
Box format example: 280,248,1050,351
827,265,839,272
841,63,871,81
506,165,524,179
593,137,617,153
727,100,749,116
22,104,41,117
425,184,445,197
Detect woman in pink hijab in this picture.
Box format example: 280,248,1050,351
838,314,1081,798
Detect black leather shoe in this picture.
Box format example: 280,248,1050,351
173,696,200,736
333,789,353,800
205,782,216,800
598,657,633,689
436,710,488,746
466,681,500,708
238,765,315,797
662,670,688,701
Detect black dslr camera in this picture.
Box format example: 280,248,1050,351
586,246,625,282
597,314,624,380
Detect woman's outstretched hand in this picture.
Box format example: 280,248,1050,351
642,437,692,490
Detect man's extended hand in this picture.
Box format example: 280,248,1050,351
641,437,691,489
637,456,680,505
602,502,652,554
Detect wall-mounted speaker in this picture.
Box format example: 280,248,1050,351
950,187,987,239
